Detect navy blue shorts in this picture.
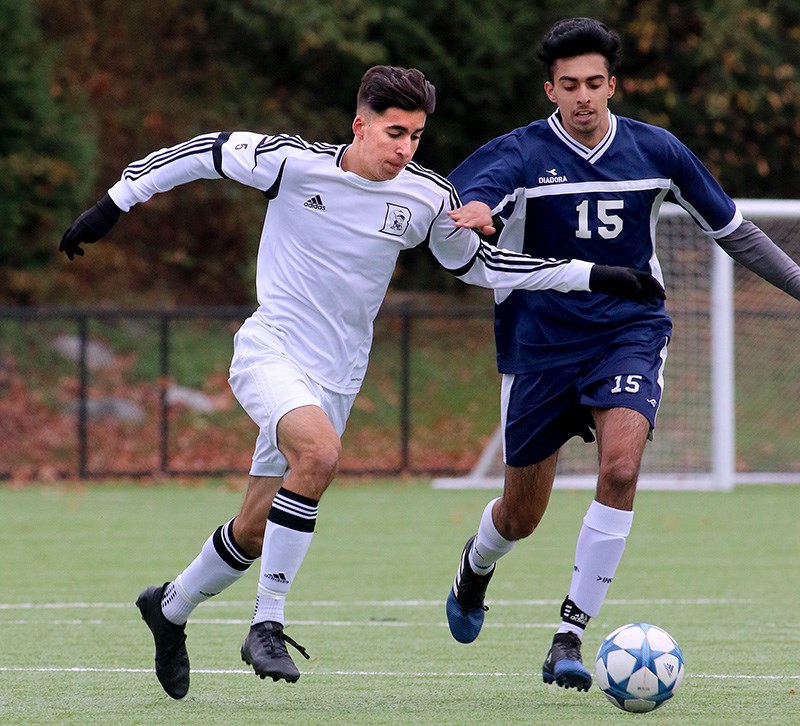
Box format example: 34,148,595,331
501,336,669,467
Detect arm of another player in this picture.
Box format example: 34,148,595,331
437,203,666,303
447,200,497,237
716,220,800,300
662,131,800,300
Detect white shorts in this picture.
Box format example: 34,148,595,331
229,321,357,477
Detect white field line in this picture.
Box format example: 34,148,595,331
0,618,562,628
1,597,794,684
0,666,797,681
0,596,764,631
0,597,754,610
3,618,795,630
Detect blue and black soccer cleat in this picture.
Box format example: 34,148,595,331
445,535,494,644
542,631,592,692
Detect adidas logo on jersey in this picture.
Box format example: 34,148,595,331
539,168,569,184
304,194,326,210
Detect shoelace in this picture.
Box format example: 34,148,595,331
256,625,311,661
461,595,489,613
555,636,582,662
279,630,311,661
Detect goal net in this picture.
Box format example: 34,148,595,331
434,199,800,491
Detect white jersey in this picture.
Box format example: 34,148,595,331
108,131,593,393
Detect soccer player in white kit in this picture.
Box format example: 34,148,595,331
59,65,665,698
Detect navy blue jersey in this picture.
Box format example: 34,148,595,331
449,111,741,373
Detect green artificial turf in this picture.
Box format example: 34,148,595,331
1,480,798,725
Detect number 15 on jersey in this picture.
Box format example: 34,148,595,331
576,199,624,240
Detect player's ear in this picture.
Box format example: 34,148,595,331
352,114,366,139
608,76,616,99
544,81,557,104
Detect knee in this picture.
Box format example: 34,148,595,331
597,458,640,508
599,458,640,490
292,438,341,486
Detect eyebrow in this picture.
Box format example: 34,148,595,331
387,124,426,134
558,74,607,84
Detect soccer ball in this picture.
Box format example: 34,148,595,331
595,622,685,713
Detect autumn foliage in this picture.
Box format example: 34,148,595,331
2,0,798,305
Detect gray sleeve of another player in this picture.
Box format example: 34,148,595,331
716,220,800,301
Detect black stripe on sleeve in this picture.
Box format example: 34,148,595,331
212,131,233,179
449,248,480,277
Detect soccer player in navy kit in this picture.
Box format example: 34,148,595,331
444,17,800,692
58,65,665,698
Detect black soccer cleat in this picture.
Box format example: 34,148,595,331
136,583,190,699
241,621,310,683
445,535,495,644
542,631,592,692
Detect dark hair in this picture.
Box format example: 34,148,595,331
537,17,621,80
356,65,436,116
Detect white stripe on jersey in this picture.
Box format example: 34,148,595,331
524,178,672,199
488,178,672,215
668,184,745,237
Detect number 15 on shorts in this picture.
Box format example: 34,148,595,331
610,374,643,394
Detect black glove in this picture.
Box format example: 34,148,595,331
59,193,123,260
589,265,667,305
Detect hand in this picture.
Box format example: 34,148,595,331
59,193,123,260
589,265,667,305
447,200,496,236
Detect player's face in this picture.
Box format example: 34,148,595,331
348,108,426,181
544,53,616,148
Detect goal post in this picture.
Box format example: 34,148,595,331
433,199,800,491
711,243,735,492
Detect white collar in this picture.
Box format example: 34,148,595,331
547,110,617,164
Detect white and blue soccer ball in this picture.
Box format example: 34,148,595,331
595,622,685,713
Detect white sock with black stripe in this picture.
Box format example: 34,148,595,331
251,487,318,626
557,500,634,639
162,518,256,625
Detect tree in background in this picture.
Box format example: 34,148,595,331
608,0,800,195
0,0,94,302
218,0,798,192
11,0,799,306
200,0,586,172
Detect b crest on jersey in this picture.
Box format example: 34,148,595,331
380,203,412,236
